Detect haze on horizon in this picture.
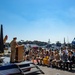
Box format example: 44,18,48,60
0,0,75,43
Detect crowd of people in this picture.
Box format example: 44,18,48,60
24,46,75,69
3,35,75,70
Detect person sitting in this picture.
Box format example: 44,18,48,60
63,47,68,55
72,49,75,64
52,51,60,67
60,50,68,62
37,50,44,65
66,51,75,70
59,50,68,69
42,50,49,66
72,48,75,57
47,51,54,67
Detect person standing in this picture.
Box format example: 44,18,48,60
3,35,8,44
3,35,8,49
10,37,18,63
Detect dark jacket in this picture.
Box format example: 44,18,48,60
61,54,68,61
68,55,75,63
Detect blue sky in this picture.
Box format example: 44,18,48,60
0,0,75,43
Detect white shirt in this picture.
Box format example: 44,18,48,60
63,49,68,55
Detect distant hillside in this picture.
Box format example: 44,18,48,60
5,40,48,47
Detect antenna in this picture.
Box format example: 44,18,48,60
64,37,65,44
48,39,50,44
67,36,69,43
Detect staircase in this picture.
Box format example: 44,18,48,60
15,62,45,75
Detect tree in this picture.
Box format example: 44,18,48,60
56,41,61,47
